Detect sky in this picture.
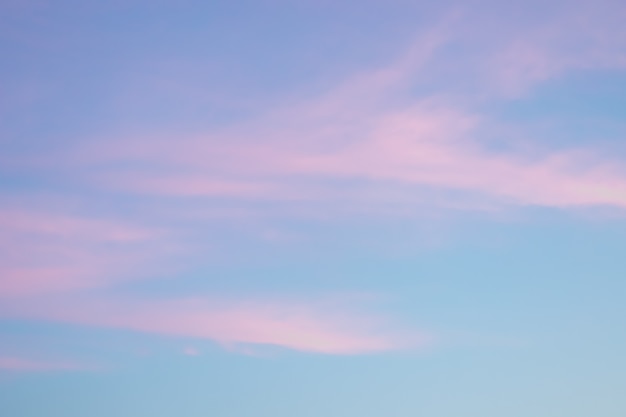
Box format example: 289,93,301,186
1,0,626,416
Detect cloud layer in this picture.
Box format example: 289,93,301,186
2,2,626,363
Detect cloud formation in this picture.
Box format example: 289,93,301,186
0,206,417,356
3,2,626,364
0,356,86,372
85,94,626,211
0,209,167,297
63,6,626,213
7,296,420,355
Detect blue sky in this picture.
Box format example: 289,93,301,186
2,0,626,416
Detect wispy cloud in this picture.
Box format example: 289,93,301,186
0,206,424,356
53,6,626,214
0,208,171,297
2,3,625,365
0,356,88,372
7,296,423,355
81,96,626,211
484,3,626,96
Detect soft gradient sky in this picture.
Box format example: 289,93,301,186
2,0,626,416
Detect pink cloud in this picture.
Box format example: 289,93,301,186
485,6,626,96
9,296,425,355
0,267,94,297
60,9,626,214
0,209,152,241
0,356,87,372
277,104,626,208
103,174,284,198
0,208,173,298
183,347,200,356
82,95,626,212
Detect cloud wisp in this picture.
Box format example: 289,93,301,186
6,296,422,355
63,6,626,214
84,98,626,211
0,356,89,373
0,208,171,298
0,204,421,356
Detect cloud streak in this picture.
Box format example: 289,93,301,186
63,6,626,213
0,206,422,356
7,296,422,355
483,2,626,96
0,208,172,297
84,97,626,211
0,356,87,372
